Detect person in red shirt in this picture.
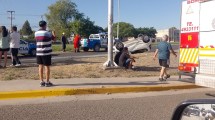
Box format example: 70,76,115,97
73,34,81,52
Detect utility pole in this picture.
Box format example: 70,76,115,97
7,11,15,29
117,0,120,39
103,0,117,68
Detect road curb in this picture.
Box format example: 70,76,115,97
0,85,202,100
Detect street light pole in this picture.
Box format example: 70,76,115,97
103,0,117,68
117,0,120,39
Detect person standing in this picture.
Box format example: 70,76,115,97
0,26,10,68
153,35,177,81
73,34,81,52
61,33,66,52
10,26,21,67
35,21,56,87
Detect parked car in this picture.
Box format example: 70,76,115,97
80,33,108,52
8,40,37,56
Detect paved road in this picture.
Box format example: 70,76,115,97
0,88,214,120
14,44,178,65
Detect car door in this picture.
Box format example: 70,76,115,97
19,40,29,54
100,34,107,48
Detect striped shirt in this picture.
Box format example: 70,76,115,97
35,29,54,56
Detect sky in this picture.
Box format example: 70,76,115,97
0,0,183,31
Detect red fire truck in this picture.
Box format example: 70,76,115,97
179,0,215,88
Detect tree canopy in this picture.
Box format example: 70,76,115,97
45,0,104,38
21,20,33,36
135,27,157,38
45,0,80,37
45,0,157,39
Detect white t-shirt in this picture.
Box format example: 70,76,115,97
10,32,20,48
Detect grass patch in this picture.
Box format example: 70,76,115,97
52,44,74,52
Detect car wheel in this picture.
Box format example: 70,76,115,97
30,49,36,56
83,47,89,52
143,35,150,43
115,41,124,51
105,47,108,52
94,44,100,52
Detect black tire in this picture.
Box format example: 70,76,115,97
94,44,100,52
30,49,36,56
83,47,89,52
143,35,150,43
138,34,150,43
105,47,108,52
115,41,124,51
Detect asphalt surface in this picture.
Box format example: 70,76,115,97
13,44,179,65
0,88,214,120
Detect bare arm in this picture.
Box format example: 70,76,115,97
51,31,56,42
170,48,177,57
153,49,158,60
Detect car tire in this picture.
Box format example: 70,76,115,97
30,49,36,56
143,35,150,43
105,47,108,52
83,47,89,52
115,41,124,51
94,44,100,52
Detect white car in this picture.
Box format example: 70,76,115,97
113,34,152,54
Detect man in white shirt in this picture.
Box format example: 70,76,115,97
10,26,21,66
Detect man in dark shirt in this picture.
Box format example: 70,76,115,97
61,33,67,52
119,47,135,69
153,35,177,81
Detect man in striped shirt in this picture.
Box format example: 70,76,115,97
35,20,56,87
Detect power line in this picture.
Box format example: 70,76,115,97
0,13,44,17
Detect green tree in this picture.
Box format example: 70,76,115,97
112,22,136,38
21,20,33,36
135,27,157,38
45,0,82,37
71,18,104,37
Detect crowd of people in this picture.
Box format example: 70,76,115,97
0,20,177,87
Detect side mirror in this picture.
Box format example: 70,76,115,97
172,99,215,120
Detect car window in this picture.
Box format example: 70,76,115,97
89,34,100,39
20,40,25,44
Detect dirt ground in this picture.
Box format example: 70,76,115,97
0,52,179,80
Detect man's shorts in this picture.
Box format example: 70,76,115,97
0,48,10,52
123,58,132,68
37,55,52,66
159,59,170,68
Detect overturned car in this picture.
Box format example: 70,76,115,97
113,34,152,54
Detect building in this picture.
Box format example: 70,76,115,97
156,28,180,42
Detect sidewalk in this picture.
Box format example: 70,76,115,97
0,76,201,100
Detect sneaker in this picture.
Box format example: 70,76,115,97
164,75,170,79
40,81,45,87
159,78,164,81
15,64,21,67
10,64,15,67
45,82,53,87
